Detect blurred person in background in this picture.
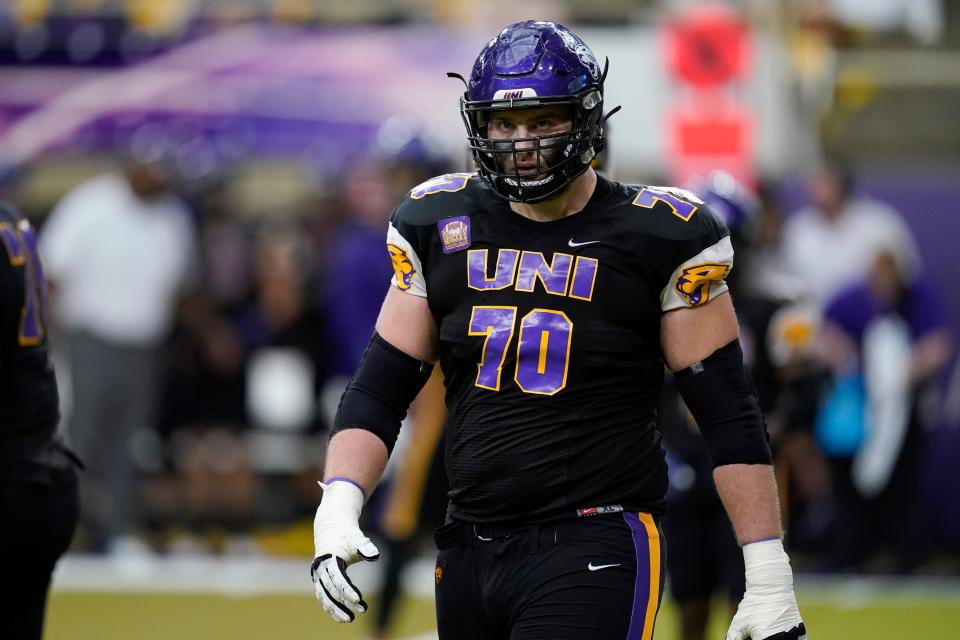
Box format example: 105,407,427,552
151,176,250,551
312,21,805,640
322,119,451,379
782,155,920,305
237,223,333,516
38,155,198,554
661,174,828,640
816,243,952,572
156,216,332,554
322,158,397,379
0,202,80,639
167,221,332,554
747,180,808,303
357,123,453,640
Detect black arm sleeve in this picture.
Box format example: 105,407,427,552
673,339,773,468
331,332,434,454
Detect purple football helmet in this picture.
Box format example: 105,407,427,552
456,21,612,203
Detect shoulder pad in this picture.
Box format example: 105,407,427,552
624,184,727,242
392,173,479,227
628,184,703,221
409,172,475,200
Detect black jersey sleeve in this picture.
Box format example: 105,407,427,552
0,203,61,455
0,235,14,389
0,206,22,361
630,185,733,312
385,172,476,298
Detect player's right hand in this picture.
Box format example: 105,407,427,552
726,538,807,640
311,480,381,623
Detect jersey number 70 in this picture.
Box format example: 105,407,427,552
469,306,572,396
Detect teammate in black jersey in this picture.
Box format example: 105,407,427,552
0,202,80,639
311,21,806,639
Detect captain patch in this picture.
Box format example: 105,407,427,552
438,216,471,254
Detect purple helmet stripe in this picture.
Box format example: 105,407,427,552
623,511,662,640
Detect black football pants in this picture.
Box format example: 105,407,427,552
434,513,665,640
0,476,79,639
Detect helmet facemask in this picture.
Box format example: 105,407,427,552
461,92,603,203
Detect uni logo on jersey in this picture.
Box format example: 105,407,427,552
675,263,730,306
438,216,471,254
387,243,416,290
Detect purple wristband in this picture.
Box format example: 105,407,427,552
324,476,366,498
742,535,781,546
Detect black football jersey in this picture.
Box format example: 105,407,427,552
386,173,731,524
0,202,65,482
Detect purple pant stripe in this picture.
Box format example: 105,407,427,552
623,511,651,640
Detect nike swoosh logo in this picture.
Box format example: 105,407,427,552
587,562,621,571
568,239,601,248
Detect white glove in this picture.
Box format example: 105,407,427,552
727,538,807,640
311,480,381,623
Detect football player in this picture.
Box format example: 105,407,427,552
0,202,80,639
312,21,806,640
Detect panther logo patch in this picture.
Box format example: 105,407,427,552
435,557,446,584
388,243,416,290
675,263,730,306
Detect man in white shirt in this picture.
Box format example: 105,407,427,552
782,157,920,305
40,158,197,552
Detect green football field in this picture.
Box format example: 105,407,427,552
47,588,960,639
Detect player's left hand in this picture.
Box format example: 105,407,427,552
726,538,807,640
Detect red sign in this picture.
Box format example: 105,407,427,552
668,102,754,188
665,5,750,89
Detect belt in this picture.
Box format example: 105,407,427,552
434,518,586,550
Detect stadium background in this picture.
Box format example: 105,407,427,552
2,1,959,638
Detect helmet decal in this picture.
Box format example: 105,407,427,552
556,28,600,80
492,88,538,100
